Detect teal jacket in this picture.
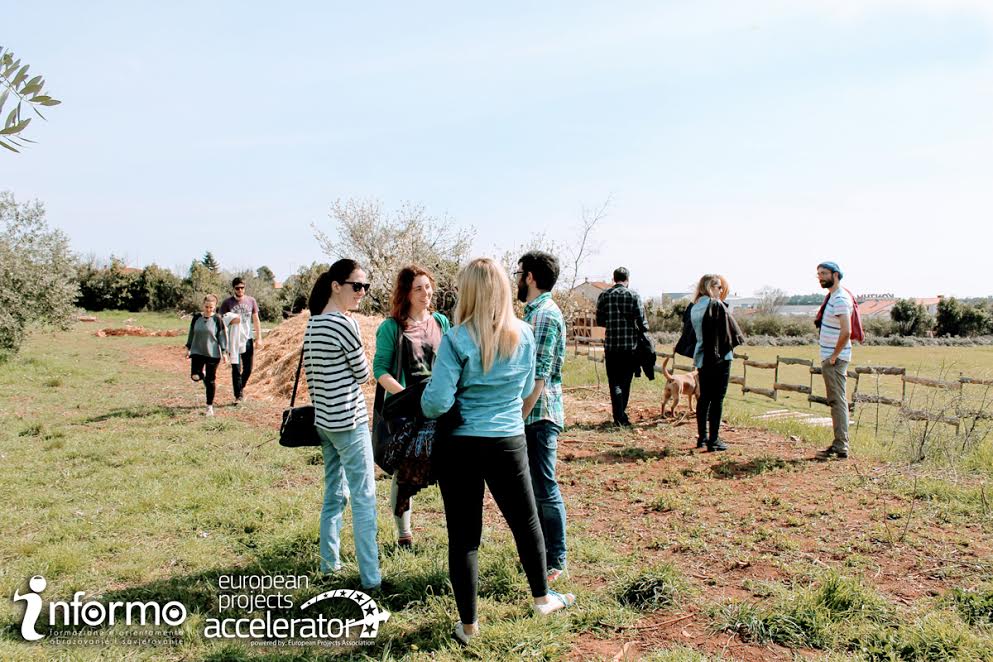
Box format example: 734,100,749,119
373,312,451,398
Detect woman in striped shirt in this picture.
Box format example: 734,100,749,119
304,259,380,590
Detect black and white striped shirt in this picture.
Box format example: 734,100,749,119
303,312,370,431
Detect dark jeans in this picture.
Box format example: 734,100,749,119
190,355,220,405
696,359,731,442
604,350,635,425
525,420,567,569
231,338,254,398
436,434,548,625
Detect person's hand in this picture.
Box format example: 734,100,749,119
186,351,191,359
828,355,838,366
222,355,228,364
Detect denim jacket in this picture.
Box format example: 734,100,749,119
421,321,536,437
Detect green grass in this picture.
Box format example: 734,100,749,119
3,315,993,659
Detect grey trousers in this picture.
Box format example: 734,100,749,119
821,358,850,453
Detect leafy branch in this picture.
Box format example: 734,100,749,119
0,45,61,153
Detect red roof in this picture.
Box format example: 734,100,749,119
857,299,895,316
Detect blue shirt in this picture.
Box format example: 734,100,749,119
691,297,734,369
421,321,536,437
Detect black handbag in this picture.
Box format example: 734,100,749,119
279,342,322,448
372,321,405,470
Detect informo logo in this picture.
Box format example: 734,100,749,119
12,575,188,641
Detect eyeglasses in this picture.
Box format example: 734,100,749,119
234,286,246,290
343,281,371,293
512,271,524,277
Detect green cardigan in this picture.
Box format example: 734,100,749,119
373,312,451,398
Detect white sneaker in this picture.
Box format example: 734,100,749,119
206,405,214,417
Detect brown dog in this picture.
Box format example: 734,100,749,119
660,357,699,416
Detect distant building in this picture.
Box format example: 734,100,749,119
857,297,942,319
726,296,761,311
570,279,612,304
660,292,693,304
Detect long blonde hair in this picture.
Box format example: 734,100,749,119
693,274,723,303
455,258,521,372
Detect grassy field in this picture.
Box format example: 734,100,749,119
2,313,992,660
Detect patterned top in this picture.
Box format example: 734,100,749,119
596,284,649,352
524,292,566,430
219,295,259,340
303,312,370,431
819,288,853,362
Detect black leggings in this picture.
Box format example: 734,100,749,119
190,355,220,405
231,338,254,399
696,360,731,442
435,434,548,625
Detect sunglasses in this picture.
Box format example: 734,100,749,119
234,286,246,290
343,281,371,293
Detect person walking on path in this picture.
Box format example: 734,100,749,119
676,275,744,452
373,265,451,548
303,260,381,589
219,277,262,403
185,294,228,416
815,261,853,459
596,267,649,426
517,251,569,582
421,258,575,645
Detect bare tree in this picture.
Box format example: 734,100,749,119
564,195,612,291
755,286,788,316
313,198,474,315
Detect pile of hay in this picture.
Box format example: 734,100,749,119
250,312,383,407
96,327,181,337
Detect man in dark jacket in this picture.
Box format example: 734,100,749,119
596,267,649,426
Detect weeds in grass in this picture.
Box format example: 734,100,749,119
18,422,42,437
711,571,891,650
943,584,993,627
852,611,993,661
43,376,62,388
616,564,687,611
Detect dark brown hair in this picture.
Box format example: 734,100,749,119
390,265,435,323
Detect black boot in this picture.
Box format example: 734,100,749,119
707,438,727,452
695,438,706,449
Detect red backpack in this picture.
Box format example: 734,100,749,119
815,288,864,343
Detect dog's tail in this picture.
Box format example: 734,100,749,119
661,356,674,380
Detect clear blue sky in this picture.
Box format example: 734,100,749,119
3,1,992,298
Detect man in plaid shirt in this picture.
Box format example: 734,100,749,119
517,251,568,582
596,267,649,426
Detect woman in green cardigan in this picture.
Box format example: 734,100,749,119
373,265,451,547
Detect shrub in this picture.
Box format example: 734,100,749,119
1,192,79,359
278,262,331,317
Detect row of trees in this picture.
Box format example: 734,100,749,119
76,255,332,323
646,297,993,339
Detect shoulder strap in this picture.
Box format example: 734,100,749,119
290,328,307,407
394,318,405,375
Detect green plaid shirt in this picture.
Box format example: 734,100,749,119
524,292,565,430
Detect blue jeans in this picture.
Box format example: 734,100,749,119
525,420,567,569
317,425,381,589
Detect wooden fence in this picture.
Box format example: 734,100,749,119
572,334,993,433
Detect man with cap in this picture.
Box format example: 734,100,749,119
814,261,852,459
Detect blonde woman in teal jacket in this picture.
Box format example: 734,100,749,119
373,265,451,548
